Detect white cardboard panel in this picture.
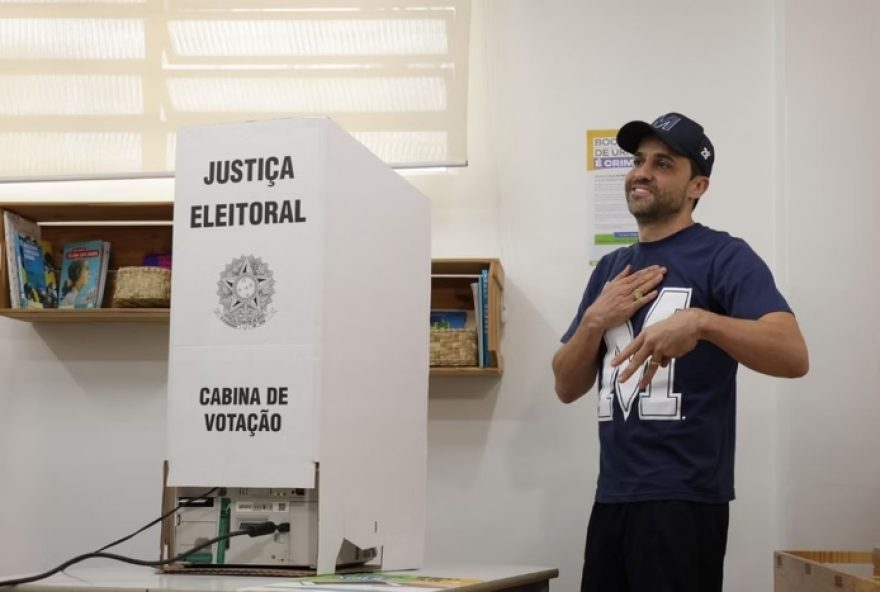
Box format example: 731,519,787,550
166,344,318,488
315,122,430,572
170,118,324,349
167,117,429,572
168,118,326,489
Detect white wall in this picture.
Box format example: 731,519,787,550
0,322,170,570
422,2,782,591
777,0,880,549
0,1,876,591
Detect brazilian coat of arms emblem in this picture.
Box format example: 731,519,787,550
216,255,275,329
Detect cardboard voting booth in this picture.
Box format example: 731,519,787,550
164,118,431,574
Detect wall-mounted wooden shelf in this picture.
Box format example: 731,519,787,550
1,202,505,377
0,308,169,322
430,258,504,376
430,366,503,377
0,200,173,315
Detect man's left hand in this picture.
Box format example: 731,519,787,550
612,309,703,390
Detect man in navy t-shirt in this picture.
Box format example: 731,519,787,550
552,112,809,592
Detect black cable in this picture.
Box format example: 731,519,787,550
0,521,288,588
94,487,219,553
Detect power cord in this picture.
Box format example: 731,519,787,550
0,521,289,588
94,487,219,553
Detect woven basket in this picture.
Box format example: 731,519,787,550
111,266,171,308
430,328,478,367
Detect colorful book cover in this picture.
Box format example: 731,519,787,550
2,211,40,309
17,234,52,309
58,240,104,309
471,281,484,367
429,309,468,329
480,267,490,367
96,241,111,306
38,239,58,308
143,252,172,269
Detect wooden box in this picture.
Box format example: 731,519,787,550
775,549,880,591
430,258,504,375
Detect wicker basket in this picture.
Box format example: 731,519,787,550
111,266,171,308
430,328,478,367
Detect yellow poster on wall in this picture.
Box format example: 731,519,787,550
586,129,634,171
586,129,637,263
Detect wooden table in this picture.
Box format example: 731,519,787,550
8,565,558,592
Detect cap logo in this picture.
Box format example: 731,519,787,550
652,114,681,132
701,147,711,160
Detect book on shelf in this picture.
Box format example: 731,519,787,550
98,241,110,306
143,252,172,269
58,240,110,309
39,239,59,308
470,281,484,367
480,267,490,366
3,211,40,308
17,235,56,309
430,309,469,330
2,210,40,310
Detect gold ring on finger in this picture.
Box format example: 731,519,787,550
648,358,660,367
632,288,643,301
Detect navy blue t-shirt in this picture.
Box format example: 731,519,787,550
561,224,791,503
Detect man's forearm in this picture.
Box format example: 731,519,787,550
695,310,809,378
552,318,605,403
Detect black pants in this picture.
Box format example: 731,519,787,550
580,500,729,592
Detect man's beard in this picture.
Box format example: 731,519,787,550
625,180,687,224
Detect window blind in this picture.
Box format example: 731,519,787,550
0,0,470,177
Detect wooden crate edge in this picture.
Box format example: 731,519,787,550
775,550,880,592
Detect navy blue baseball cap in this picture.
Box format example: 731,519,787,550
617,112,715,176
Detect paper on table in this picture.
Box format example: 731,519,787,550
239,572,482,591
